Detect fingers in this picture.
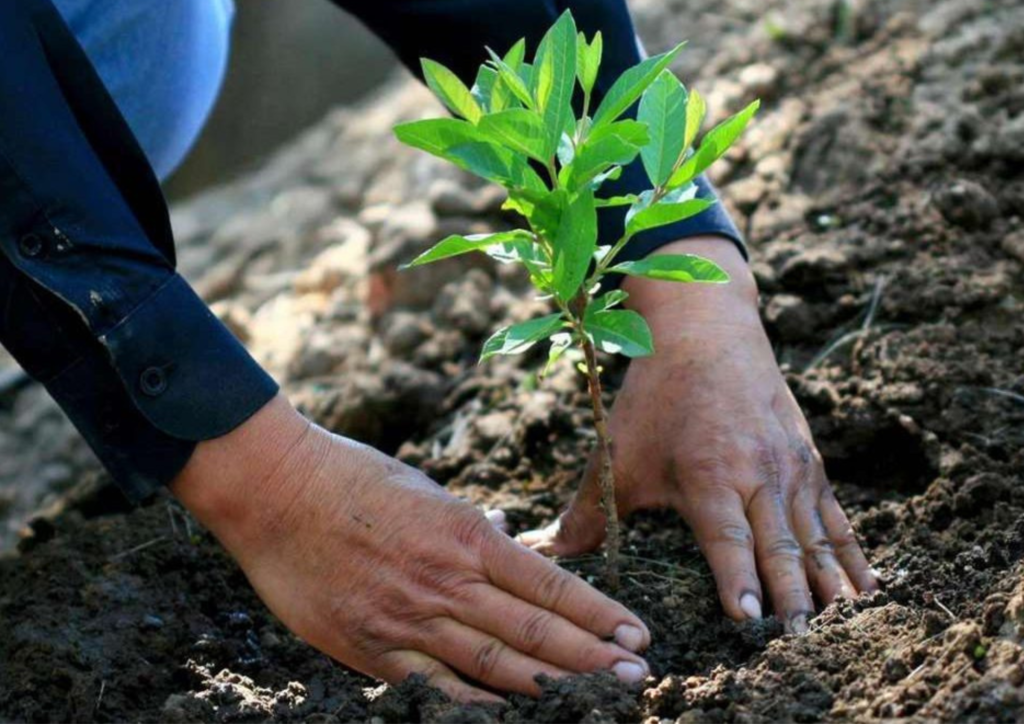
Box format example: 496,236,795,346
420,618,573,696
454,586,649,680
678,488,763,622
818,486,879,594
791,489,856,604
482,534,651,652
377,650,505,704
747,482,815,633
518,454,606,557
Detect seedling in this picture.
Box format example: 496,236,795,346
394,10,758,588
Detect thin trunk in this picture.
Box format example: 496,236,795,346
580,335,621,591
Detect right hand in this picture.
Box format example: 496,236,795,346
171,395,651,703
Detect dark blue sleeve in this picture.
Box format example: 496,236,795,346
0,0,277,502
332,0,746,262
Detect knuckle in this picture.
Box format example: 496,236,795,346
513,610,554,656
832,524,860,550
707,522,754,550
412,560,479,600
691,456,737,488
764,535,804,565
533,565,574,610
449,510,494,551
471,639,506,681
803,536,837,565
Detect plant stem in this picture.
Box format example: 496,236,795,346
578,322,621,591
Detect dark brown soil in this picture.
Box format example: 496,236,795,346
2,0,1024,721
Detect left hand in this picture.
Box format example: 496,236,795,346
520,237,877,632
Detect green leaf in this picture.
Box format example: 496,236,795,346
400,231,534,269
625,197,715,235
588,119,651,147
395,119,533,186
683,87,706,151
394,118,487,156
565,134,643,190
422,59,483,124
486,48,534,108
668,99,760,188
481,314,566,361
586,309,654,358
576,31,603,95
587,289,630,313
608,254,730,283
486,239,553,289
493,39,528,111
588,165,623,191
504,187,567,240
542,331,573,377
447,142,522,185
479,109,549,162
595,193,638,208
592,43,686,127
552,190,598,301
639,70,688,186
504,38,527,70
472,66,496,110
533,11,577,158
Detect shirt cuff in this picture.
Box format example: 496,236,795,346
98,273,279,441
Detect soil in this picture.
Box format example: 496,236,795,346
2,0,1024,721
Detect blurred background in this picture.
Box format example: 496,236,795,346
164,1,397,200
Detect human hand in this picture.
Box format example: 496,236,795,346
171,395,651,702
520,238,878,632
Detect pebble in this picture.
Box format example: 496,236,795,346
933,178,999,229
141,614,165,631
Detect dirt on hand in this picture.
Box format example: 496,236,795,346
2,0,1024,721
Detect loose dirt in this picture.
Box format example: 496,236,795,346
2,0,1023,721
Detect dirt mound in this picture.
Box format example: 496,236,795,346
2,0,1023,721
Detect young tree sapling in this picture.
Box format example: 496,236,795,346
394,10,759,589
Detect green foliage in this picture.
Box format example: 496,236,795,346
394,9,759,369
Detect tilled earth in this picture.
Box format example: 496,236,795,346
2,0,1023,721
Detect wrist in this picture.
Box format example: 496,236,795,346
170,394,314,540
622,236,761,334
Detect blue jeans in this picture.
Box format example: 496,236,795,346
51,0,235,180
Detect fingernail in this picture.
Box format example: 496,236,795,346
611,660,647,684
790,613,810,635
614,624,645,652
739,593,762,620
485,509,507,529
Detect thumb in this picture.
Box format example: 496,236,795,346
517,451,609,557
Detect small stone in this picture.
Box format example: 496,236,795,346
738,63,780,99
933,179,999,230
1002,230,1024,263
474,411,516,445
141,614,165,630
380,312,433,356
260,631,282,649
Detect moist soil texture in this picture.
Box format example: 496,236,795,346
2,0,1024,721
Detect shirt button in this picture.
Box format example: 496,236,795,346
18,233,46,259
139,367,168,397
